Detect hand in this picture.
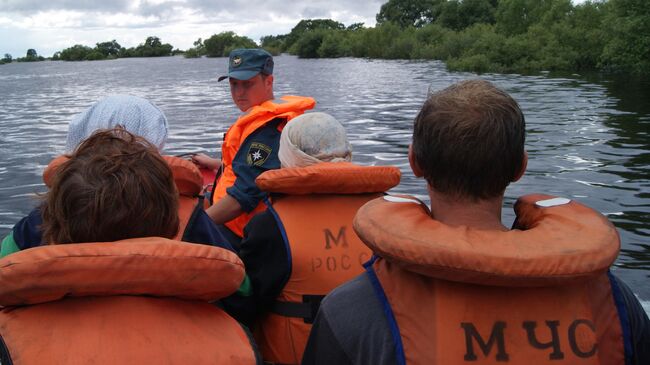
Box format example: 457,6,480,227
191,153,221,171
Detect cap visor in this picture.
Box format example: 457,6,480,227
217,75,228,82
227,69,260,81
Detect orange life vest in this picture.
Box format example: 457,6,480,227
354,194,627,365
0,237,259,364
253,162,401,364
212,95,316,237
43,155,205,241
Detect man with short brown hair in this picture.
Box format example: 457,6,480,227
302,80,649,364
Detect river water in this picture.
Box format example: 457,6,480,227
0,55,648,308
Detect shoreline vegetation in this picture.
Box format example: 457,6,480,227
2,0,648,76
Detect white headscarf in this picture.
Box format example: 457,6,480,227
65,95,168,152
278,112,352,168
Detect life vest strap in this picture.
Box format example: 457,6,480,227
270,295,324,324
208,164,224,205
0,333,11,365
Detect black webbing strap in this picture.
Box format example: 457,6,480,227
270,295,325,324
0,333,13,365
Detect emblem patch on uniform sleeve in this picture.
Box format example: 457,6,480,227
246,142,272,166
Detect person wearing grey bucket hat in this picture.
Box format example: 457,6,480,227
192,48,315,248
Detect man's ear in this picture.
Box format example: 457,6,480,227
264,74,274,96
513,151,528,182
408,144,424,177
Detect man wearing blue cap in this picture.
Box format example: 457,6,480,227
193,48,315,247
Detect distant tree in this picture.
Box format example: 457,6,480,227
193,38,205,53
184,48,200,58
184,38,206,58
284,19,345,50
1,53,12,64
566,2,606,70
251,0,647,76
145,36,162,48
52,52,61,61
600,0,650,74
203,32,257,57
17,49,44,62
95,40,122,57
84,51,105,61
376,0,441,28
119,47,135,58
260,35,286,55
132,36,173,57
291,19,345,32
318,31,349,58
292,30,327,58
495,0,571,36
437,0,497,30
347,22,365,31
204,32,233,57
59,45,94,61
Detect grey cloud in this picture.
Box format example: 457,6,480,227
192,0,385,25
1,0,383,31
0,0,133,13
137,0,187,17
302,6,331,19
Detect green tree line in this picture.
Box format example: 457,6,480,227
52,37,176,61
1,49,45,64
184,32,257,58
262,0,649,75
2,0,647,76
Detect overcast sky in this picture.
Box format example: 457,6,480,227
0,0,385,58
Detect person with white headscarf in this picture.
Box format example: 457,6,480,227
220,112,400,365
277,112,351,168
1,95,231,258
65,95,168,153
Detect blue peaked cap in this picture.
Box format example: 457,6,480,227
218,48,274,82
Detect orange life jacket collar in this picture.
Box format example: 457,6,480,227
213,95,316,237
0,237,245,306
354,193,620,287
220,96,316,168
255,162,401,194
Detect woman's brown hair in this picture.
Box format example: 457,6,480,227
41,127,179,244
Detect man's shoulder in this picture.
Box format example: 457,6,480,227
314,273,397,364
322,274,376,311
319,273,386,340
609,273,650,364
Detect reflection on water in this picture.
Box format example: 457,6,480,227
0,56,648,302
590,74,650,291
